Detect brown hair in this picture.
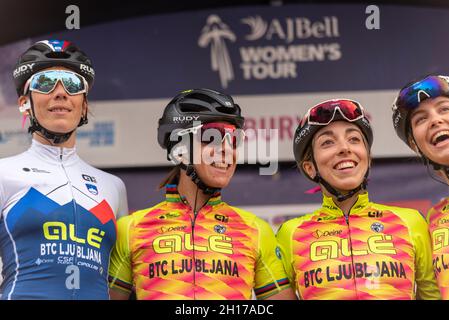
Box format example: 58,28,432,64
158,166,181,190
298,143,313,173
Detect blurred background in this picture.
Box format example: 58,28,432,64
1,0,448,231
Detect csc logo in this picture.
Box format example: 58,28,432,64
310,235,396,262
43,222,105,249
153,234,233,254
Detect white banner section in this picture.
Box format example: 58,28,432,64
0,90,415,168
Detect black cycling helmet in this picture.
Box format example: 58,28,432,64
293,99,373,202
13,39,95,96
158,88,244,153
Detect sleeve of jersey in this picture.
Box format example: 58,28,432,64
115,177,129,219
275,220,296,289
253,217,291,299
108,214,134,294
406,210,441,300
0,175,4,213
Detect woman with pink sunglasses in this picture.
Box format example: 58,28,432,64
276,99,439,299
108,88,296,300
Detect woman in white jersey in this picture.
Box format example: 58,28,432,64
0,39,128,300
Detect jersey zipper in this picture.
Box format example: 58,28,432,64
343,209,360,299
59,149,78,300
190,209,198,300
187,197,209,300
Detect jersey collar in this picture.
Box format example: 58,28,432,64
321,192,370,216
165,184,222,207
29,139,79,165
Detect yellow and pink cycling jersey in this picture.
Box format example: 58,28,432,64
276,192,440,300
108,185,290,300
427,197,449,299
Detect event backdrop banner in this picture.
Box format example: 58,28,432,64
1,4,448,167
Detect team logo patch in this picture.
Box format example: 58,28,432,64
214,225,226,234
214,214,229,223
86,183,98,195
158,212,181,219
371,222,384,233
275,246,282,260
312,229,343,239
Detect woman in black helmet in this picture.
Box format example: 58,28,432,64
276,98,439,300
392,75,449,299
0,40,128,300
109,88,296,300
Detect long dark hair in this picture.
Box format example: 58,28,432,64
158,166,181,189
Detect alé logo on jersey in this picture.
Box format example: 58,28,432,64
198,14,341,88
153,233,233,254
309,234,397,262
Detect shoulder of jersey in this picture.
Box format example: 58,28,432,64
119,202,167,224
370,202,425,225
279,213,315,231
0,152,29,165
370,202,422,216
227,204,269,225
78,158,124,183
428,197,449,214
0,152,32,174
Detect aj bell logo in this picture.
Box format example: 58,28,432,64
198,15,236,89
198,14,340,89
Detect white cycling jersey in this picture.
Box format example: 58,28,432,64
0,139,128,299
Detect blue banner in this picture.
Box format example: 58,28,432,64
28,4,449,101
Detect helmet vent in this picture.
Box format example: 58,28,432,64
179,103,210,113
216,104,240,114
21,54,37,62
187,93,216,104
45,52,70,59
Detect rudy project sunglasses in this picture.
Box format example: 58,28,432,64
24,70,88,96
176,122,245,149
303,99,365,126
394,75,449,111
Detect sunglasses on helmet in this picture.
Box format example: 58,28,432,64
303,99,365,126
24,70,88,96
394,75,449,111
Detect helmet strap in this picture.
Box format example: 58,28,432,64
175,133,220,195
179,163,220,195
311,157,368,202
410,134,449,181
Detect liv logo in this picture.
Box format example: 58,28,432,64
198,15,236,89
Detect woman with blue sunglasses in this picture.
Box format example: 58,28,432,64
393,75,449,299
0,40,128,300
